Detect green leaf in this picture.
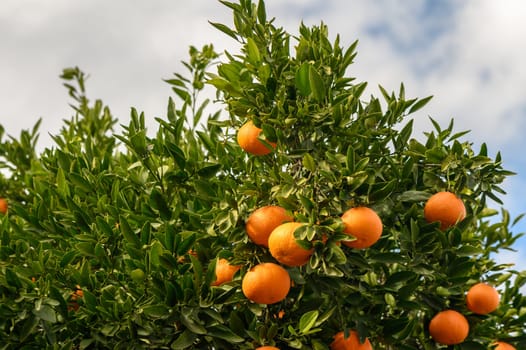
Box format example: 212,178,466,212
246,37,261,65
346,145,355,171
159,253,179,271
171,329,197,349
34,304,57,323
76,242,96,257
309,65,325,102
299,310,319,334
295,62,311,96
19,315,39,342
408,95,433,114
101,324,120,337
150,240,165,267
142,304,170,319
5,268,22,289
119,215,140,248
150,188,171,220
398,190,430,203
166,142,186,169
181,309,207,334
194,179,217,199
56,167,70,197
164,225,176,253
369,252,406,264
370,179,397,201
197,129,216,153
298,195,315,215
69,172,92,193
314,306,336,327
302,153,316,172
207,324,245,343
197,163,222,178
81,290,97,312
176,232,197,256
456,245,483,257
60,250,78,268
208,21,238,41
172,87,191,103
378,84,392,102
392,317,417,340
79,339,95,350
96,216,114,237
257,0,266,24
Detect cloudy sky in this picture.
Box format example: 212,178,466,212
1,0,525,274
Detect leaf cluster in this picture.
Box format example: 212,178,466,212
0,1,524,349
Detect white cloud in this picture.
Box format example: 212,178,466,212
0,0,235,145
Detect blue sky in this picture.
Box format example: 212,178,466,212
1,0,525,274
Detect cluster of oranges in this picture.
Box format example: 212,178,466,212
428,282,513,348
210,122,516,349
424,193,514,349
212,201,379,348
239,203,383,306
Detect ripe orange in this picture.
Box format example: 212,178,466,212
341,207,383,249
0,198,7,215
211,258,241,286
274,310,285,319
466,282,500,315
493,341,516,350
268,222,313,267
69,286,83,311
68,301,80,312
246,206,293,247
237,120,276,156
255,347,280,350
424,191,466,230
330,330,373,350
428,310,469,345
242,262,290,304
70,285,83,301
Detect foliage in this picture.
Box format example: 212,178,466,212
1,0,525,349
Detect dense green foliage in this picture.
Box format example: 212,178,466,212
1,0,525,348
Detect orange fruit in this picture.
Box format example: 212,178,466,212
68,301,80,312
274,310,285,319
237,120,276,156
242,262,290,304
255,347,280,350
330,330,373,350
424,191,466,230
211,258,241,286
0,198,7,215
70,285,83,302
466,282,500,315
268,222,313,267
341,207,383,249
428,310,469,345
493,341,516,350
246,206,293,247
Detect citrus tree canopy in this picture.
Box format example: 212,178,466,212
0,0,525,349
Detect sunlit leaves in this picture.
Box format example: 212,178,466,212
0,1,524,349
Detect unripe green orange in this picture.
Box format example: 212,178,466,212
130,268,146,282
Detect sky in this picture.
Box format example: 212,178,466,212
1,0,525,276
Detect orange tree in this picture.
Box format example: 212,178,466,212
1,0,525,348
